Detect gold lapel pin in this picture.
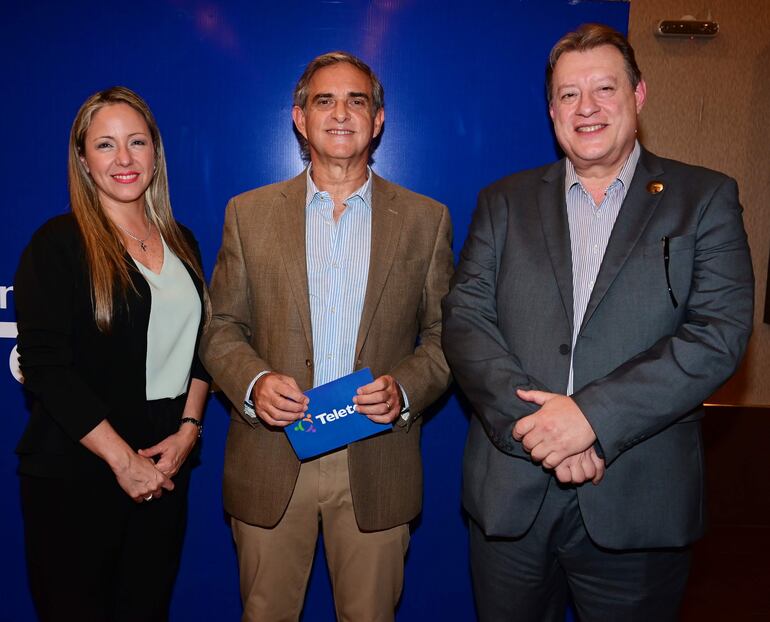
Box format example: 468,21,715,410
647,181,665,194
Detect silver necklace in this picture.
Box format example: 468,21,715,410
116,221,153,252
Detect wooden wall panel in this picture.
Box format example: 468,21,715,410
628,0,770,405
681,406,770,619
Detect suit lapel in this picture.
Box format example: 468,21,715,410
276,171,314,353
579,148,666,332
354,174,403,360
537,160,574,333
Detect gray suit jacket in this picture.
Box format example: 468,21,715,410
443,148,753,549
201,172,453,531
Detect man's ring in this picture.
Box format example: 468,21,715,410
386,401,392,410
145,494,153,501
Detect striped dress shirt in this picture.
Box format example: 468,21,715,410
566,141,640,395
243,168,408,416
305,167,372,387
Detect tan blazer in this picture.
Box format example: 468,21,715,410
201,172,453,531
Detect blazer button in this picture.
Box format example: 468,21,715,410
559,344,570,355
305,359,313,367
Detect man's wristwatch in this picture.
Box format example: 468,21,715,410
244,400,257,419
180,417,203,438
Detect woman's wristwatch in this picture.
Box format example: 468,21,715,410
179,417,203,438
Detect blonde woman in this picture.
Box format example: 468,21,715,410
15,86,209,622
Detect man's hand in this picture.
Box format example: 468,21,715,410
513,389,596,468
353,374,403,424
252,373,308,427
553,447,605,485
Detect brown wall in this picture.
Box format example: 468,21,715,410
628,1,770,405
681,406,770,618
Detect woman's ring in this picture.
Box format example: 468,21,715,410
145,494,153,501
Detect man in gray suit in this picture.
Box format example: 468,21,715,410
443,23,753,621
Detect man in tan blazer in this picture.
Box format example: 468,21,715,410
201,51,453,622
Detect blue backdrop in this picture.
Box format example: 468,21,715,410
1,1,629,620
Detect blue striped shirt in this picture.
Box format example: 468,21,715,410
242,168,373,413
565,142,640,395
305,167,372,387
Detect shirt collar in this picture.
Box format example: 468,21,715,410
564,140,641,197
305,164,373,211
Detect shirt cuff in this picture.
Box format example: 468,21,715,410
244,370,271,419
396,384,412,427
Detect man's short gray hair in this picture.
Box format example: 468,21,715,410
293,51,385,161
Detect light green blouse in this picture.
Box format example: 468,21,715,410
133,237,200,400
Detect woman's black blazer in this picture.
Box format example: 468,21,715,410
14,214,208,480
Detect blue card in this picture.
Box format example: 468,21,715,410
285,367,391,460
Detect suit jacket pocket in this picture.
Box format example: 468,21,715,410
641,234,696,308
668,233,695,252
641,233,695,256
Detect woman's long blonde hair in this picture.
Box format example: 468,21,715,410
68,86,207,332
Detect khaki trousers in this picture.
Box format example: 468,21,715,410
231,448,410,622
